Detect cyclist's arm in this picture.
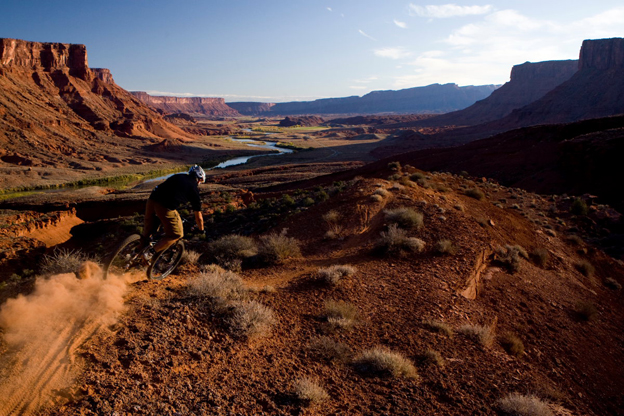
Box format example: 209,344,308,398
194,211,204,232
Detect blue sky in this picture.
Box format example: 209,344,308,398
1,1,623,102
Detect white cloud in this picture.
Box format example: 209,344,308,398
327,7,332,12
349,85,368,90
394,19,407,29
353,76,378,84
374,47,412,60
393,6,624,88
358,30,377,41
408,4,493,18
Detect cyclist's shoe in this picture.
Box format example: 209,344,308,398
143,247,156,262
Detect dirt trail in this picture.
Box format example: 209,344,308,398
0,264,128,415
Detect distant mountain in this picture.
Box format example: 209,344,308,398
229,83,499,116
413,60,579,127
416,38,624,143
131,92,240,117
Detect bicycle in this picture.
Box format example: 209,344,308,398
104,224,186,280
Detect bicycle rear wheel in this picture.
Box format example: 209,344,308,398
104,234,146,279
147,240,185,280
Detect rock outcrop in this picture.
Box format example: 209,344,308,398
132,92,240,117
229,83,498,116
278,116,324,127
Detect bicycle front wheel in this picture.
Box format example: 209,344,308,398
104,234,145,279
147,240,185,280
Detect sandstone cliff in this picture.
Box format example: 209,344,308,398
226,102,276,116
132,92,240,117
0,38,196,188
229,83,498,116
411,60,578,127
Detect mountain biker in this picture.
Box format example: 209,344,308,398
139,165,206,256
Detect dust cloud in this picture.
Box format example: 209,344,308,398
0,262,128,415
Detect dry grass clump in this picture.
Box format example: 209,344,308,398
187,265,247,302
418,349,445,367
459,324,495,347
308,336,352,363
465,187,486,201
293,378,330,405
574,301,598,321
324,300,359,329
384,207,424,230
258,230,301,265
226,300,276,339
529,248,550,268
377,224,426,256
423,320,454,338
370,194,384,203
373,188,390,197
575,259,595,278
499,332,525,357
354,347,419,379
434,239,458,255
39,248,90,276
181,249,202,266
409,172,426,182
566,234,583,246
498,393,553,416
322,210,343,239
317,264,357,285
494,245,528,273
208,234,258,271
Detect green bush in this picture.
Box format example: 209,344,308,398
384,207,424,230
571,198,589,215
208,234,258,271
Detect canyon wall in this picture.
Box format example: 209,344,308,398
132,92,240,117
226,102,276,115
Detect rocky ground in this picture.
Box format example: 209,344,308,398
1,165,622,416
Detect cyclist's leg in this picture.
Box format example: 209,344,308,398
141,199,158,249
154,206,183,253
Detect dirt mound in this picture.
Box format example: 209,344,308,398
2,169,619,415
146,138,185,153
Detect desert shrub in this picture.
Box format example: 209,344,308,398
373,188,390,197
409,172,426,182
282,194,295,206
324,300,359,329
208,234,258,271
377,224,426,256
258,230,301,265
434,239,458,255
465,188,486,201
575,301,598,321
302,197,315,206
566,234,583,246
318,264,357,285
387,161,401,171
499,332,525,357
322,210,343,239
293,378,329,405
498,393,553,416
39,248,90,276
605,277,622,290
370,194,383,203
384,207,423,230
570,198,589,216
226,300,276,339
188,265,248,302
494,245,528,273
418,349,445,367
453,203,464,212
181,249,201,266
354,347,419,379
530,248,550,268
575,259,595,278
308,336,352,363
459,324,495,347
423,320,453,338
